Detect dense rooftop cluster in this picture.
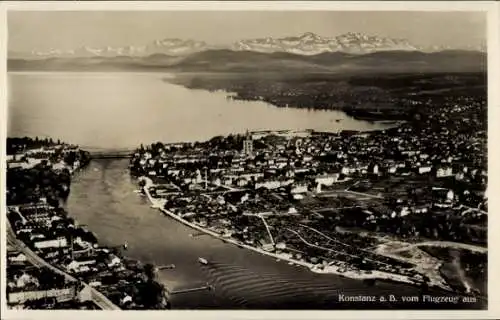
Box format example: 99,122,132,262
6,140,169,310
5,251,98,310
130,92,486,294
6,138,91,207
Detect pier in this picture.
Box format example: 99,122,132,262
168,285,213,295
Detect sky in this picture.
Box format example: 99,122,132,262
8,11,487,51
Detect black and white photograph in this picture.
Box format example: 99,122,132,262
2,1,498,317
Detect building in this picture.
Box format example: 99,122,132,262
65,258,97,273
291,184,308,194
418,166,432,174
315,174,341,187
436,167,453,178
8,286,77,305
8,252,28,265
242,130,254,156
34,237,68,250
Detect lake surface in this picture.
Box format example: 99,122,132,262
7,72,479,309
8,72,392,150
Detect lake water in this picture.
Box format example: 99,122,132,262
7,72,479,309
8,72,392,150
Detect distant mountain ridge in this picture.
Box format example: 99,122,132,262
8,48,486,74
8,32,486,59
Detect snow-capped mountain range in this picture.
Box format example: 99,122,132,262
232,32,419,55
16,38,210,59
10,32,486,59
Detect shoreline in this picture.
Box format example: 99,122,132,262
139,177,423,288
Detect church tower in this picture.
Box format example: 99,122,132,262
242,130,253,156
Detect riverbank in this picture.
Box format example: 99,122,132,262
139,177,422,288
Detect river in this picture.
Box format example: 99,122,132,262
7,72,482,309
65,158,450,309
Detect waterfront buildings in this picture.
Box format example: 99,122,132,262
5,139,169,310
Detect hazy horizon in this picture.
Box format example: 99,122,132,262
8,11,486,52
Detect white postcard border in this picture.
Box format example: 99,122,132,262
1,1,498,319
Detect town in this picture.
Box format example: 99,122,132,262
129,90,487,298
6,138,170,310
170,72,486,122
5,88,487,308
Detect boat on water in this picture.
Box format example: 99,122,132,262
198,257,208,265
189,232,205,238
123,242,128,250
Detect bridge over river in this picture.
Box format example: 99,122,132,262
82,146,135,159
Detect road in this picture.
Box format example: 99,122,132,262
6,220,120,310
390,240,487,254
284,228,390,267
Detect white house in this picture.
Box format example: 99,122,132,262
8,253,27,264
414,206,429,214
66,259,97,273
446,189,455,202
89,280,102,288
240,193,250,203
341,167,356,175
315,174,340,186
418,166,432,174
303,155,313,162
436,167,453,178
291,184,308,194
275,242,286,250
455,172,465,181
34,237,68,249
52,161,67,171
400,207,411,217
14,273,39,289
107,255,122,268
255,180,293,190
